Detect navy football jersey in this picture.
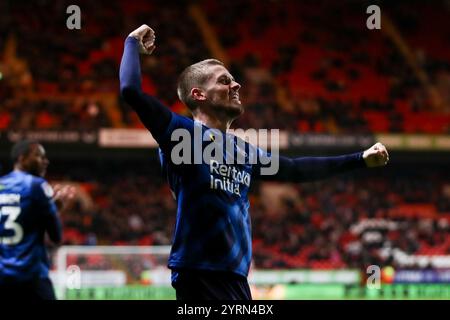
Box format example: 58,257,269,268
0,170,61,282
157,113,268,282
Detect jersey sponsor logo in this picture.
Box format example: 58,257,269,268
210,160,251,196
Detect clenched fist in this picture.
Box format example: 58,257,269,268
128,24,156,55
363,142,389,167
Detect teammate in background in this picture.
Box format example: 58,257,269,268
0,140,75,300
119,25,389,300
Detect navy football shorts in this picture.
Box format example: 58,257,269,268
172,268,252,300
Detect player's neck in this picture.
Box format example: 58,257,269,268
14,164,25,172
14,164,33,176
193,112,233,132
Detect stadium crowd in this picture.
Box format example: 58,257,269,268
50,162,450,271
0,0,449,274
0,0,449,133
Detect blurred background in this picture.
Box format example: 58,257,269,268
0,0,449,299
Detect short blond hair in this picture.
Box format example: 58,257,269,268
177,59,224,111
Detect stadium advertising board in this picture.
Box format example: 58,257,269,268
394,269,450,284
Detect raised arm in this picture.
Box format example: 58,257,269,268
258,142,389,182
119,25,172,140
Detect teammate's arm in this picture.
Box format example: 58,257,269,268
259,142,389,182
119,24,172,140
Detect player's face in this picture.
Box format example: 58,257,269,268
203,65,243,117
22,144,49,177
